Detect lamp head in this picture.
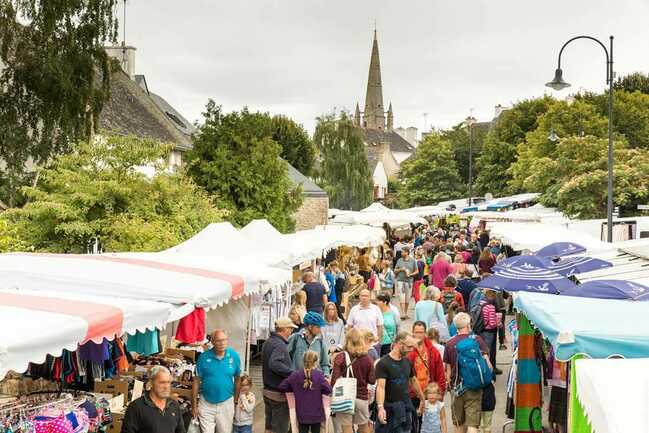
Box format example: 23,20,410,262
546,68,571,91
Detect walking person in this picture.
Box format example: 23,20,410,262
347,288,384,343
375,331,426,433
472,289,501,376
302,272,328,315
378,260,395,294
122,366,185,433
233,375,255,433
376,293,399,356
420,382,448,433
279,351,332,433
443,313,492,433
331,329,376,433
192,329,241,433
407,321,446,428
263,317,297,433
414,287,450,343
322,302,346,355
430,252,452,290
394,247,419,319
477,248,496,276
288,312,331,376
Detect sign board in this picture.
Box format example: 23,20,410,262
638,205,649,210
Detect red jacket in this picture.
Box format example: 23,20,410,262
407,337,446,396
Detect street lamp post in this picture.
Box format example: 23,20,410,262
546,35,614,242
465,114,477,206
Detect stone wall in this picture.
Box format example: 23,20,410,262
293,196,329,230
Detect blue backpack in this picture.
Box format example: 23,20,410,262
455,335,493,391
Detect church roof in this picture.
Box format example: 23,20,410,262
98,70,193,151
362,129,416,154
286,162,328,198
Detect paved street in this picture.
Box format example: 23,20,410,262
252,303,515,433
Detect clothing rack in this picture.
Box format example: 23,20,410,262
0,394,73,416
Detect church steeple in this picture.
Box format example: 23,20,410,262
354,103,361,126
387,102,393,131
363,29,385,130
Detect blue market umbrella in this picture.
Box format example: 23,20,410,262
561,279,649,300
493,255,553,271
547,256,613,277
478,264,576,294
536,242,586,258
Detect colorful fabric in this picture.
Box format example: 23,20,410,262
569,355,592,433
514,314,543,433
175,307,206,344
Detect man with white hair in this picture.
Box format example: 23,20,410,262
193,329,241,433
443,312,492,433
122,365,185,433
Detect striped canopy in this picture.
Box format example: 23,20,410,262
536,241,586,257
494,255,553,271
478,264,576,294
547,256,613,277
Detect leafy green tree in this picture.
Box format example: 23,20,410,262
313,112,373,210
271,115,316,176
474,97,553,196
2,135,225,252
186,101,302,232
0,0,119,206
614,72,649,94
398,132,464,207
441,122,488,188
507,99,608,193
0,219,28,252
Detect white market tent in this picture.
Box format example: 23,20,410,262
331,202,427,227
0,252,291,308
403,205,456,217
575,358,649,433
0,288,186,380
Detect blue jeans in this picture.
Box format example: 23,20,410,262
233,425,252,433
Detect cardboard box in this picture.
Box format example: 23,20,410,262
94,379,129,399
107,411,124,433
165,348,197,362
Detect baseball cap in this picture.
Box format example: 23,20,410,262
275,316,298,329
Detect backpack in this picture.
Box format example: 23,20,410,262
470,302,486,334
441,290,457,313
455,335,493,391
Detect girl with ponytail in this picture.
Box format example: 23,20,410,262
279,350,332,433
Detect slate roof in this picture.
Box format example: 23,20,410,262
362,129,415,153
365,145,381,173
98,70,193,151
286,162,328,198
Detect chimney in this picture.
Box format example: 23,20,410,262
406,126,418,146
105,44,137,79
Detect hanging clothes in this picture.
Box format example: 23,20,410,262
175,308,206,344
126,329,161,356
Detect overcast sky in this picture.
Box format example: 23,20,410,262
122,0,649,135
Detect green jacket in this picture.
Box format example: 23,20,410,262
287,329,330,376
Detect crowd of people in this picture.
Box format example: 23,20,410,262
126,222,514,433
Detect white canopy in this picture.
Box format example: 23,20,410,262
575,358,649,433
332,204,427,227
0,288,182,379
0,252,291,308
403,205,456,217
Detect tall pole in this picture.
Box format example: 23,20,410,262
468,121,473,206
607,36,614,242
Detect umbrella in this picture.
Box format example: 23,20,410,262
560,279,649,301
478,264,576,294
493,255,553,271
536,242,586,258
547,256,613,277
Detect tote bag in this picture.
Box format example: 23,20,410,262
428,302,451,343
330,352,356,414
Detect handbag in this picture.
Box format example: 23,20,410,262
428,302,451,343
330,352,356,414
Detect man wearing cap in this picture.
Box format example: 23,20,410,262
262,317,297,433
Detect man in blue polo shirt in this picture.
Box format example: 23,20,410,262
192,329,241,433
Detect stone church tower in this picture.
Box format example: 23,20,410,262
356,30,394,131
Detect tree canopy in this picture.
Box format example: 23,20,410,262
313,112,373,210
186,101,303,233
2,135,225,253
271,115,316,176
398,132,464,207
0,0,119,206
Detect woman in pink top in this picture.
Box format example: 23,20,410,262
430,252,452,289
479,289,500,373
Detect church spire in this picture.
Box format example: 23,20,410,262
363,28,385,130
354,102,361,126
387,102,393,131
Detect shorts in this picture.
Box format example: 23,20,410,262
395,281,412,303
479,410,493,430
451,389,482,427
333,398,370,426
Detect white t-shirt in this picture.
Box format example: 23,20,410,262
347,304,384,335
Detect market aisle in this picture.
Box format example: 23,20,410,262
251,303,515,432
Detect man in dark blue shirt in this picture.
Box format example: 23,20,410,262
302,271,327,314
456,276,478,309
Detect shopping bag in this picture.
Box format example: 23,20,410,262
330,352,356,414
186,419,200,433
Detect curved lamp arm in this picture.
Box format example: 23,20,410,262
556,35,612,83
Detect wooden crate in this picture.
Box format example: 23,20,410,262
94,379,129,399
